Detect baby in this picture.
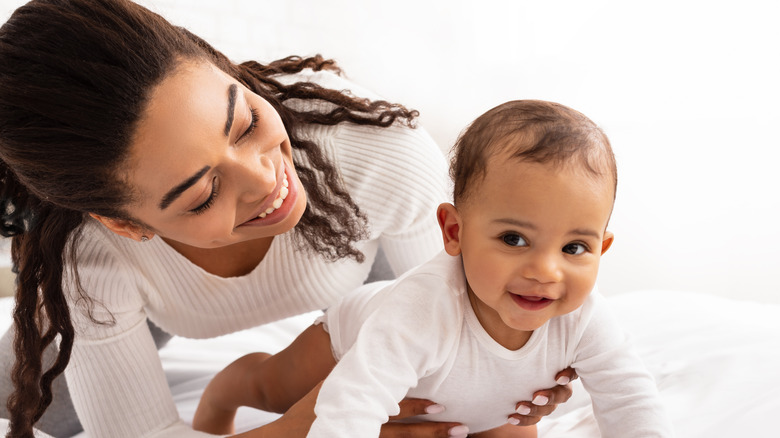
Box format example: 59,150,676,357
194,100,673,437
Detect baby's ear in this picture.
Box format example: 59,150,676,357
601,231,614,255
437,203,462,256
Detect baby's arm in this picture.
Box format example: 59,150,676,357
575,295,673,437
192,324,335,435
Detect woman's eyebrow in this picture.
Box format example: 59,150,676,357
158,84,236,210
224,83,237,136
159,165,211,210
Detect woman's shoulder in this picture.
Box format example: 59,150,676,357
75,219,132,264
69,220,159,307
277,68,446,167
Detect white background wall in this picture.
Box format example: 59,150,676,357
2,0,779,304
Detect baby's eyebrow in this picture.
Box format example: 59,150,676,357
568,228,601,239
492,218,537,229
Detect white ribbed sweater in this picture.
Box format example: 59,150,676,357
63,70,449,438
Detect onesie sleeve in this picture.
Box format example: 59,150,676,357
308,274,461,437
571,293,674,438
64,232,223,438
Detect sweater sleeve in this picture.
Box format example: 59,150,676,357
281,68,451,275
64,233,224,438
334,122,450,275
571,293,674,438
308,274,461,437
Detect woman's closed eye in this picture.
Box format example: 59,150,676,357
501,233,528,247
190,176,220,215
236,107,259,144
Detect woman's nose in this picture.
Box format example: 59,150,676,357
235,153,277,203
521,251,564,284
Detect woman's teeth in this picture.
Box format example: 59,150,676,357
258,173,289,219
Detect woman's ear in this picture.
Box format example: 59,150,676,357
437,203,463,256
601,231,615,255
88,213,153,242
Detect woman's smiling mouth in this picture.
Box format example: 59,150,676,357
239,161,300,228
257,172,289,218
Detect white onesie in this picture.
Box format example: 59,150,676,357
311,251,673,437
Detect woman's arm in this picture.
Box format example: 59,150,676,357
67,317,217,437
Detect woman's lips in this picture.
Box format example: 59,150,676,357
510,294,554,311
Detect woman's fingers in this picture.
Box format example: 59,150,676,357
509,367,578,425
386,399,467,437
528,380,574,409
392,398,446,420
512,388,568,419
381,421,468,438
553,367,579,388
505,413,544,427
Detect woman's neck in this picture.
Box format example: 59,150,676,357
162,236,275,278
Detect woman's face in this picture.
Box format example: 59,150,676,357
122,60,307,248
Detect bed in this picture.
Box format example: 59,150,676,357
2,288,778,437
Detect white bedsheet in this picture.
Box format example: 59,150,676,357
2,290,779,437
539,290,780,437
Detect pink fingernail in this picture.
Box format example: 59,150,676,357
516,405,531,415
425,403,445,414
532,395,549,406
556,376,570,385
448,425,469,437
507,417,521,425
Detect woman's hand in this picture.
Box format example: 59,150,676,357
226,367,578,437
382,398,469,438
378,367,578,437
506,368,578,427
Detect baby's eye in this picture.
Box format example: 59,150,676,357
562,243,587,255
502,233,528,247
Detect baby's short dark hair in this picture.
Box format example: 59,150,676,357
450,100,617,204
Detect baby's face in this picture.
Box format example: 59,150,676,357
452,154,614,348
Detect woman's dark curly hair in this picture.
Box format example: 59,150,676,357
0,0,418,436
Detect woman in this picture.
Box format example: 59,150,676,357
0,0,575,437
